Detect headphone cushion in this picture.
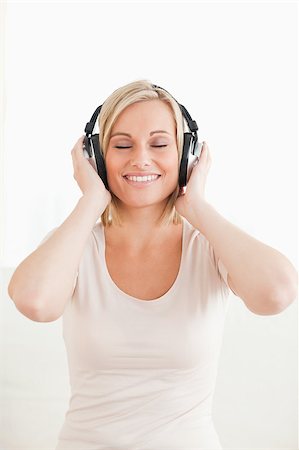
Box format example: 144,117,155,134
90,134,109,191
179,133,195,188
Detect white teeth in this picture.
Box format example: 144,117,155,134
125,175,159,182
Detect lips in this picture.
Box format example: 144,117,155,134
122,173,161,177
123,175,161,187
124,175,160,183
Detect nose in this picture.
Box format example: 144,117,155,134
130,145,152,169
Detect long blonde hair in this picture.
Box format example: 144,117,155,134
99,79,185,227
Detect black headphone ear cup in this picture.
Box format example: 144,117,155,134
90,134,109,191
179,133,193,188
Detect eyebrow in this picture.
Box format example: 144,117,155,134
110,130,170,138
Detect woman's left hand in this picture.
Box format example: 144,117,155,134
174,141,212,220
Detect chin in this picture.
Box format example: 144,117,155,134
119,198,167,209
112,192,171,209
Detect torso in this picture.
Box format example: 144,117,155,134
104,223,183,301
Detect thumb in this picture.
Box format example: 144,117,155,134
199,141,211,170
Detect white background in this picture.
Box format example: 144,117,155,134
0,1,297,449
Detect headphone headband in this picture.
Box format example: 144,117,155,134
84,105,102,135
151,84,198,132
84,84,198,138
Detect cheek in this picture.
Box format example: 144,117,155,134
104,156,118,190
165,155,179,180
105,153,119,176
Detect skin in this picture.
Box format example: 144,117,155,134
103,99,297,310
8,99,192,320
103,99,196,251
8,98,296,321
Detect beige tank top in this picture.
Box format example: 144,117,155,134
49,217,231,449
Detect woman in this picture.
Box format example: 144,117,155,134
8,80,297,449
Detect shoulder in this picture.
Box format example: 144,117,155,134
183,219,227,275
182,217,203,248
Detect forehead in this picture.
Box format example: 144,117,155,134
111,100,176,135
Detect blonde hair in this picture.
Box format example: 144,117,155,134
99,79,185,227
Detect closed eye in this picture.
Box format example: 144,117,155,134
114,145,168,149
151,145,168,148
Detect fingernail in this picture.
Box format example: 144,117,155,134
193,156,199,166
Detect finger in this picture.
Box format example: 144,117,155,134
200,141,208,157
72,135,84,149
200,142,212,167
71,135,84,152
192,156,200,168
72,136,86,160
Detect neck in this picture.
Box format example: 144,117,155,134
105,200,179,251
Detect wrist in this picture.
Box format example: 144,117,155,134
185,200,212,231
80,193,107,215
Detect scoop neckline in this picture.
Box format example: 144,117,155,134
100,218,186,303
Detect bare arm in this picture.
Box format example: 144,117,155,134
175,142,298,315
8,136,111,322
190,201,298,315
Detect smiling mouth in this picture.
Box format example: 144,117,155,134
124,174,161,183
123,175,161,187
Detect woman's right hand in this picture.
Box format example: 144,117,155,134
71,135,112,210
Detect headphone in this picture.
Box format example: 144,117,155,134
83,84,203,191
